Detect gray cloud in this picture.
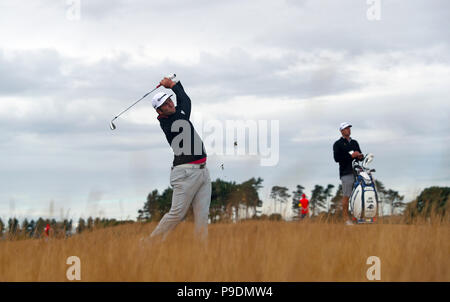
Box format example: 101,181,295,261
0,47,361,103
260,0,450,54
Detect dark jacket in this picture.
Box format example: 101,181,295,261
333,137,362,178
157,82,207,166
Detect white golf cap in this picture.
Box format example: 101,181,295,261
151,92,173,109
339,122,352,131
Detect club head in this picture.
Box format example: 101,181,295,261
363,153,374,167
110,120,116,130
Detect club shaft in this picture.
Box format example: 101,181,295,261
111,74,176,128
113,74,176,120
113,85,161,120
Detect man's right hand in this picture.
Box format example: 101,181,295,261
159,77,176,89
351,151,362,159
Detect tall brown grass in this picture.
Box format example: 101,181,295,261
0,217,448,282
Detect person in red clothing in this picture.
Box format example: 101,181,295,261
44,224,51,237
299,194,309,219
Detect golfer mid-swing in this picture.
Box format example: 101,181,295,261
145,76,211,241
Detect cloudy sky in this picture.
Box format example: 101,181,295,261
1,0,449,222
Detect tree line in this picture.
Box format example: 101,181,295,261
268,179,408,220
138,177,264,223
0,216,133,240
136,177,429,223
1,180,447,239
0,217,73,240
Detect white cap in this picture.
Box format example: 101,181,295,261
339,122,352,131
151,92,173,109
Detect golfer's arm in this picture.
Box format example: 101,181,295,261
333,143,340,163
333,143,347,162
172,81,192,118
356,142,362,154
334,143,352,162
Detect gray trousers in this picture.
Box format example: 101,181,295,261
150,165,211,240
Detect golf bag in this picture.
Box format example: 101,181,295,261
349,153,379,223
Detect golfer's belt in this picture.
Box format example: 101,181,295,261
172,163,206,170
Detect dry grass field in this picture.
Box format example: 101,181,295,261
0,218,448,282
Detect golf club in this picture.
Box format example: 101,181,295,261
110,73,176,130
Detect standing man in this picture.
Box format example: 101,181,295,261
44,223,51,237
333,122,364,225
144,76,211,242
298,194,309,219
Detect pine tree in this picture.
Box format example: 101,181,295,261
239,177,263,219
87,217,94,231
270,186,291,217
0,218,4,236
94,217,101,229
8,218,20,237
137,190,161,222
385,189,405,215
323,184,335,212
210,179,236,223
35,218,46,238
63,219,73,235
77,218,86,234
330,185,343,215
21,218,30,237
310,185,324,216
